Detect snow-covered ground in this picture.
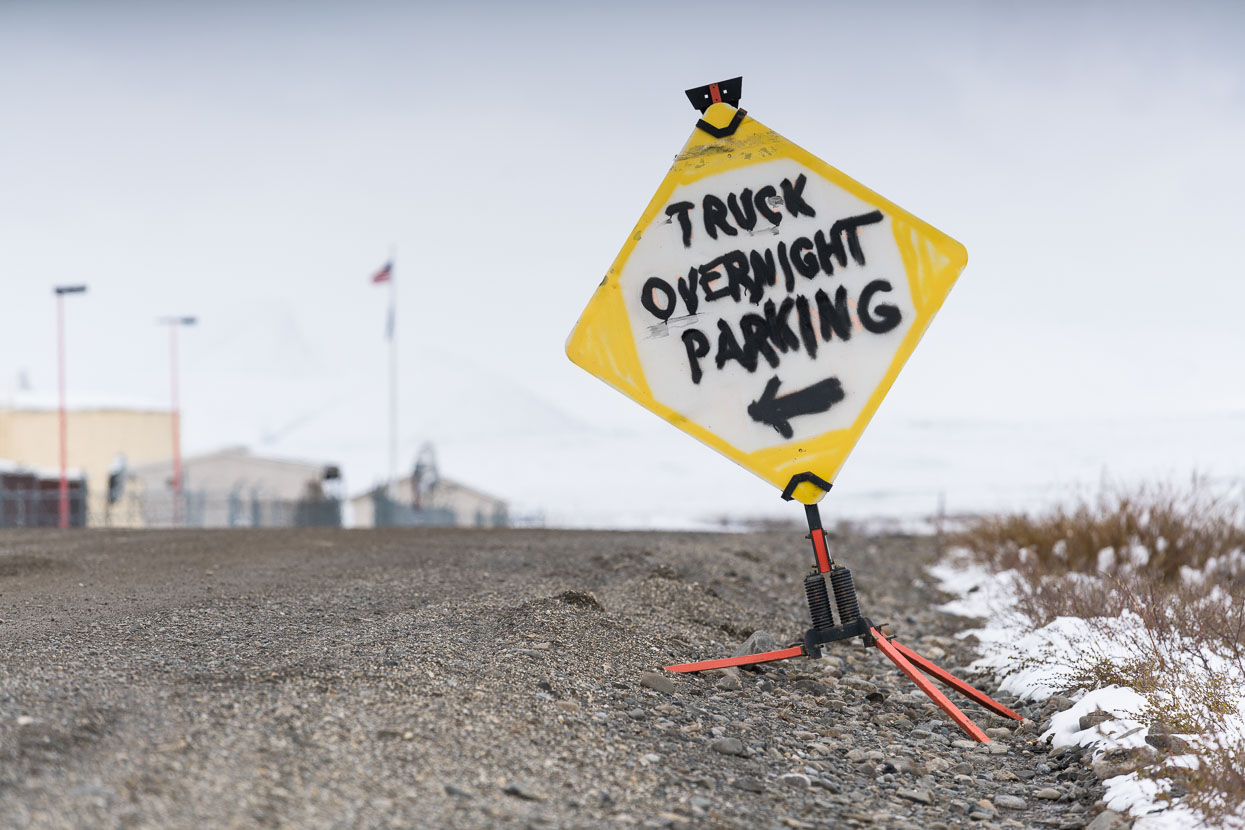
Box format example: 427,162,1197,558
932,555,1245,829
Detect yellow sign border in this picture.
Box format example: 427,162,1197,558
566,103,968,504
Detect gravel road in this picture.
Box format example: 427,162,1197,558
0,528,1115,829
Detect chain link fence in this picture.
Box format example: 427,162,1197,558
133,490,343,528
0,479,88,527
0,483,341,529
367,490,514,528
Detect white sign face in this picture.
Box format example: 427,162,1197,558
566,103,967,503
619,158,915,452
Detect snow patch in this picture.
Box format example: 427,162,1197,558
931,553,1245,828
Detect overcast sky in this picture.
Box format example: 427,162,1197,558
2,1,1242,521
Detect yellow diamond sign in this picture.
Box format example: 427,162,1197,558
566,101,968,505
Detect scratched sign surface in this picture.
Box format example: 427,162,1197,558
566,102,967,505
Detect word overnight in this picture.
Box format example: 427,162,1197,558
639,175,903,385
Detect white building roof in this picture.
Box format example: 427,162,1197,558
0,458,86,479
129,446,334,475
2,391,167,414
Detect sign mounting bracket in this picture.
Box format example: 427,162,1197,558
685,76,747,138
684,76,743,113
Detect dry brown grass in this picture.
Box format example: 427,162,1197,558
1177,736,1245,822
949,481,1245,825
952,481,1245,581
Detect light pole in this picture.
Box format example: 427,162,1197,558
54,284,87,529
370,256,396,499
159,316,196,526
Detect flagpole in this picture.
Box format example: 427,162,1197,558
388,248,397,498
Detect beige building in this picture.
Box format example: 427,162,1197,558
0,405,174,526
351,475,508,528
129,447,342,528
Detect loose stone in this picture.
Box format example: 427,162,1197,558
888,757,917,776
1078,710,1115,731
974,799,997,815
1085,810,1130,830
732,631,779,657
711,737,746,757
732,776,765,793
502,782,542,801
897,788,932,805
1092,746,1157,780
779,773,811,789
641,672,676,694
792,679,828,696
1145,733,1192,754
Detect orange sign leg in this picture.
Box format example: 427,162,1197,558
872,627,990,742
665,646,805,673
659,501,1016,742
890,639,1022,722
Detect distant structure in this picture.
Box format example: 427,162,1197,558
0,398,343,528
0,402,173,526
129,447,343,528
0,460,87,528
351,444,507,528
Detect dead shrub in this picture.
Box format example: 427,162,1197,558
949,480,1245,824
1175,735,1245,824
951,480,1245,581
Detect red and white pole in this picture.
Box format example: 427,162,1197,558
53,285,86,529
169,323,182,525
56,293,68,528
160,316,195,527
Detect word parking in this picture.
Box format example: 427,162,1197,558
638,176,903,386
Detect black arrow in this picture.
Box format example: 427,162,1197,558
747,376,845,439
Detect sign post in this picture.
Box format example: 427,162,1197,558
54,284,87,529
567,78,1019,742
158,315,197,527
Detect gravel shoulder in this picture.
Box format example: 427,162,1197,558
0,528,1111,829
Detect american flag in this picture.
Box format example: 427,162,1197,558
371,262,392,284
